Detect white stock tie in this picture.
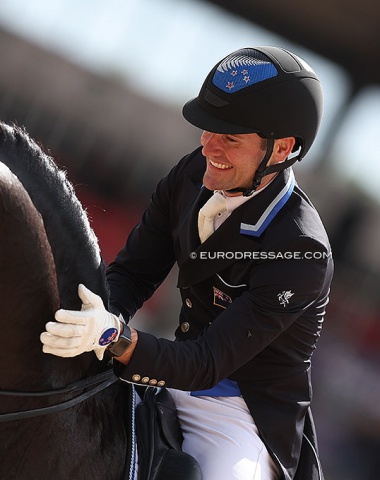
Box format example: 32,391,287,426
198,192,227,243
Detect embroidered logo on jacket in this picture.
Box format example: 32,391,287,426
213,287,232,309
277,290,294,307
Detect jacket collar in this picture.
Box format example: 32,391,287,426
239,168,295,237
177,168,295,287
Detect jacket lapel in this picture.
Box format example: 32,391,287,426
177,169,295,287
177,181,213,258
239,168,295,237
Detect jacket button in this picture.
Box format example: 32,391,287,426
149,379,158,386
185,298,192,308
181,322,190,333
157,380,166,387
132,374,141,382
141,377,150,384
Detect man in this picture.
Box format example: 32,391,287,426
41,46,333,479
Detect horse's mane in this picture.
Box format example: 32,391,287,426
0,122,108,309
0,124,132,480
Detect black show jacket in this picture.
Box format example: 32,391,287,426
107,147,333,480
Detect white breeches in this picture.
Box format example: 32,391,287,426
168,389,280,480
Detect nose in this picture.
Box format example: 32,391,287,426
201,131,221,156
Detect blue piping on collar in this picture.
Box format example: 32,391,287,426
240,170,295,237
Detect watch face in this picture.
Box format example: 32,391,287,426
99,328,118,346
108,327,132,357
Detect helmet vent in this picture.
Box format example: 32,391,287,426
203,88,229,107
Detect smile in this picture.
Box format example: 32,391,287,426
209,159,233,170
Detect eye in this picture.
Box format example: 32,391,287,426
225,135,238,144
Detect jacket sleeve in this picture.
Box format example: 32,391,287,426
106,152,194,320
115,235,333,391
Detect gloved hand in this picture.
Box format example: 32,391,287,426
41,284,121,360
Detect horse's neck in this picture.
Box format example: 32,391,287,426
0,163,104,392
1,145,108,309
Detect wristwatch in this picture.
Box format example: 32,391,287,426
107,319,132,357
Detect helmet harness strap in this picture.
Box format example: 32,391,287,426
227,138,300,197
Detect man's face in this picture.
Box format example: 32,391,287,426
200,131,267,195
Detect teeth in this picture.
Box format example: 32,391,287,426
210,160,232,170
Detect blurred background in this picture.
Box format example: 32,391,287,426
0,1,379,478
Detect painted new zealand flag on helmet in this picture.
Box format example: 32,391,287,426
212,50,278,94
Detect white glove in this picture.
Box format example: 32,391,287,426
41,284,121,360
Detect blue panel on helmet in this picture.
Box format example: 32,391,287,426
212,55,278,93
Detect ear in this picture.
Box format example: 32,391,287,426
269,137,296,164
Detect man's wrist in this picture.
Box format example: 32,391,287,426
107,318,132,357
112,327,138,365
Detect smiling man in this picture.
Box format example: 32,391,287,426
41,47,333,480
200,131,295,194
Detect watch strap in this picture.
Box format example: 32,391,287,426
107,321,132,357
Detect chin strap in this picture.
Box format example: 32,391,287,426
227,139,301,197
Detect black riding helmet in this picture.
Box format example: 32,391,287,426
182,46,323,195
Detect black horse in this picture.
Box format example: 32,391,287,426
0,123,134,480
0,122,203,480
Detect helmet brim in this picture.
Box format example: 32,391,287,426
182,98,261,135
